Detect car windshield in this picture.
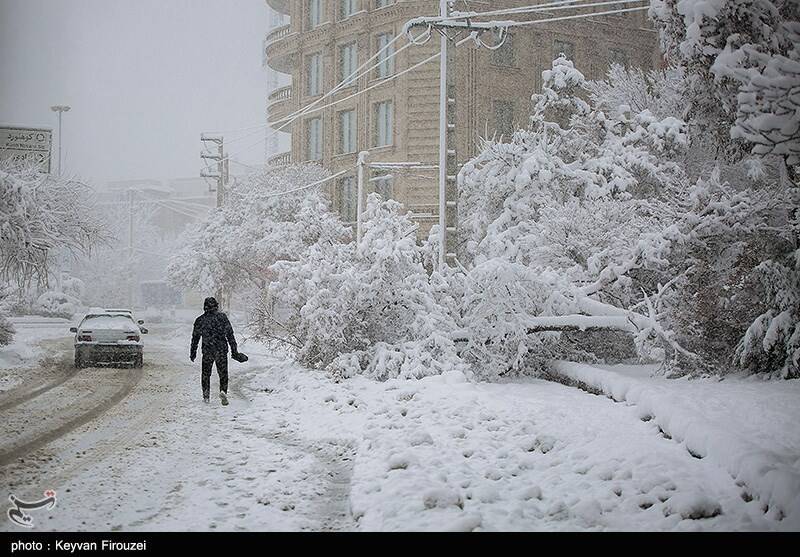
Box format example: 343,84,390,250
81,315,137,331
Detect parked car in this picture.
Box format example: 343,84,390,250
70,312,148,369
104,308,147,333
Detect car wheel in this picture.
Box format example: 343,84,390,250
74,353,84,369
134,354,143,368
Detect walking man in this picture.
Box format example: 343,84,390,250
190,297,238,405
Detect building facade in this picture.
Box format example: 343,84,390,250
263,0,660,237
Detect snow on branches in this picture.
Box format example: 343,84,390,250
167,164,343,296
267,194,466,381
458,55,798,377
651,0,800,167
0,159,108,291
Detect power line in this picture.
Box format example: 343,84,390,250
207,4,651,174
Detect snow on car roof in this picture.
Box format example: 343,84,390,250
81,314,138,330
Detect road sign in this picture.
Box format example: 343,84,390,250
0,126,52,172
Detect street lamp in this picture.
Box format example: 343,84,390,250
50,105,71,175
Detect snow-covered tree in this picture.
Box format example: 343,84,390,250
0,159,108,292
267,194,466,381
455,57,695,376
167,164,332,297
651,0,800,169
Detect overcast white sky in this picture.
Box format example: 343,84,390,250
0,0,269,187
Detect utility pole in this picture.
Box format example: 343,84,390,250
201,134,226,306
50,105,71,176
357,151,369,244
434,1,458,271
128,189,135,308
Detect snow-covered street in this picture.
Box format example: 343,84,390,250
1,320,796,532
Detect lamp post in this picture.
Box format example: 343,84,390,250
50,105,71,175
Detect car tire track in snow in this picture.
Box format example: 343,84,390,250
0,344,78,413
0,366,143,467
0,334,79,412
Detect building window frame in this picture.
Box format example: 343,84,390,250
305,117,323,161
490,32,516,68
493,99,516,139
339,0,358,20
338,109,357,155
308,0,323,29
339,175,358,223
339,41,359,88
373,99,394,148
306,52,323,97
553,38,576,62
375,32,396,79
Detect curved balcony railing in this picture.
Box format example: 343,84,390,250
264,24,294,72
267,85,294,124
268,85,292,105
265,24,291,46
268,151,292,167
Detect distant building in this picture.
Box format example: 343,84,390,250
264,0,660,237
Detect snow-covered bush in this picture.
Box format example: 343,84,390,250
268,194,466,381
32,290,80,319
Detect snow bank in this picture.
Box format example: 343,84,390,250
550,361,800,528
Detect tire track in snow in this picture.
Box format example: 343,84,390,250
0,367,144,467
0,339,76,412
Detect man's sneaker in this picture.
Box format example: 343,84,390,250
203,392,210,403
220,391,229,406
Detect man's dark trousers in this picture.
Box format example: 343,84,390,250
201,351,228,395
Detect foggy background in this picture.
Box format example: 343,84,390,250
0,0,268,187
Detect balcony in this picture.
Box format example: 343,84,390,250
264,24,296,73
267,85,294,125
268,151,292,167
265,0,290,15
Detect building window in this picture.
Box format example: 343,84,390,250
340,0,358,20
372,172,394,200
553,39,575,62
306,117,323,161
306,53,323,96
375,0,394,8
308,0,323,28
339,176,357,223
609,48,628,67
339,42,358,87
491,32,515,67
338,110,357,154
373,100,394,147
376,33,395,78
494,100,516,138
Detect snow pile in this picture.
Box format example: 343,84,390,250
550,361,800,527
32,291,80,319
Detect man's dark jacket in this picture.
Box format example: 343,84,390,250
191,298,238,358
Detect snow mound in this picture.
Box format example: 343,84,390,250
550,361,800,527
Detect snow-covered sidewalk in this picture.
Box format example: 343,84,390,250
231,349,788,531
550,361,800,529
